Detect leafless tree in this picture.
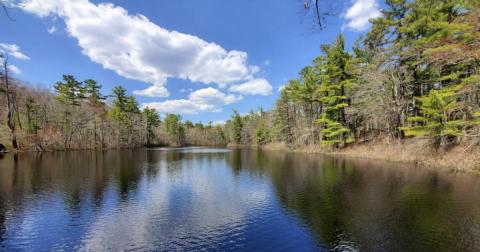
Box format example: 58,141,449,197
301,0,335,31
1,54,18,149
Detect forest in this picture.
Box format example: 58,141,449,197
1,0,479,162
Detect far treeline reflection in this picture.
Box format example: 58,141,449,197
0,149,479,251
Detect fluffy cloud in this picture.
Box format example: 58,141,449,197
0,43,30,60
0,43,30,75
20,0,268,98
228,78,272,96
7,65,21,74
343,0,382,31
141,87,242,115
133,84,169,98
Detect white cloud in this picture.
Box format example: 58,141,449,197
141,87,242,115
228,78,272,96
47,25,57,34
0,43,30,60
20,0,266,98
1,0,16,8
343,0,381,31
133,84,168,97
212,120,226,126
7,65,21,74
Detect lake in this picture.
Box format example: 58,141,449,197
0,148,479,251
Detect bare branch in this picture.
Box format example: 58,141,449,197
0,0,15,21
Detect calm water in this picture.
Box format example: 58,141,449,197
0,148,479,251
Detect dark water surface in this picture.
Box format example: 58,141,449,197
0,148,479,251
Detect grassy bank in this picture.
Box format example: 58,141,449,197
255,140,480,174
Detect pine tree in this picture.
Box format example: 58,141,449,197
83,79,106,107
401,86,463,148
164,114,184,146
315,35,355,145
125,96,140,114
142,107,160,146
273,89,294,145
231,110,243,144
255,122,270,146
54,75,85,148
110,85,129,122
399,0,480,149
54,75,85,106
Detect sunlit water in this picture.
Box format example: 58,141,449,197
0,148,479,251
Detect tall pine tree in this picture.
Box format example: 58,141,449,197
316,35,355,145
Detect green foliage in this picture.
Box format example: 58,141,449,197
255,122,270,146
316,115,353,145
143,108,160,127
111,86,128,111
273,89,294,145
473,112,480,126
25,96,40,134
83,79,106,107
143,107,160,145
164,114,185,145
214,125,226,144
125,96,140,114
54,75,85,106
184,120,194,129
231,110,243,144
109,85,140,123
315,35,355,146
401,85,465,148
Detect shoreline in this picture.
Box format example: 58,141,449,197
4,140,479,175
233,140,480,175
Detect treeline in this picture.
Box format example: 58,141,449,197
0,72,227,151
2,0,479,153
224,0,480,150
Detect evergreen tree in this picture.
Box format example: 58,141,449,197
273,89,294,145
286,66,319,122
142,107,160,146
231,110,243,144
83,79,106,107
54,75,85,106
54,75,85,147
110,85,129,122
316,35,355,145
112,86,128,109
401,86,462,148
125,96,140,114
164,114,184,146
255,122,270,146
25,96,40,134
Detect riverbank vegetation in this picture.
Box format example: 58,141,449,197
222,0,480,170
0,73,228,150
1,0,480,171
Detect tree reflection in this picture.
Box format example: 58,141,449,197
236,150,480,251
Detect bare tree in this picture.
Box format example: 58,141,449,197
301,0,335,31
1,54,18,150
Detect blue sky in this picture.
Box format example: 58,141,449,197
0,0,381,123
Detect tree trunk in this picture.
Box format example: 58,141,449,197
3,58,18,150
